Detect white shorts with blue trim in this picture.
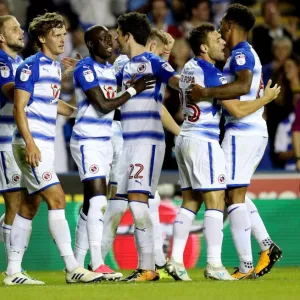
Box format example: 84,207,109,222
109,121,124,186
0,150,25,193
221,134,268,187
70,141,113,182
12,144,59,195
175,135,227,191
116,144,165,198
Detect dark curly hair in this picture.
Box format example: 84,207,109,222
224,3,255,32
28,12,66,48
188,22,216,56
117,12,151,46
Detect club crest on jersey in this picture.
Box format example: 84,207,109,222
20,65,32,82
83,67,94,82
137,63,146,73
0,65,10,78
51,84,60,103
162,62,175,72
219,76,227,85
89,164,99,174
235,53,246,66
12,174,20,184
103,85,116,99
218,174,226,184
42,172,52,181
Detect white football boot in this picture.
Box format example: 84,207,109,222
65,266,103,284
3,271,45,285
165,257,192,281
204,263,236,280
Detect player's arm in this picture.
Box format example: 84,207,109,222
190,69,252,101
219,80,281,118
168,74,180,91
57,100,77,116
0,61,16,101
161,105,181,136
84,75,155,114
1,82,15,101
13,89,41,167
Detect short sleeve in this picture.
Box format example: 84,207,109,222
14,62,38,94
74,64,99,92
230,50,255,73
205,69,227,88
150,55,177,84
0,60,14,88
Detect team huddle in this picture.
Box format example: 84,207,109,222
0,4,283,285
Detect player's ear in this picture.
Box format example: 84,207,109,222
87,40,93,49
38,35,46,45
0,33,5,43
149,40,156,52
200,44,208,54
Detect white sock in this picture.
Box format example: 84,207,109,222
228,203,253,273
74,209,89,267
245,196,273,251
7,214,32,275
129,201,154,271
0,213,4,242
3,223,12,263
87,195,107,270
203,210,223,267
171,207,196,264
149,192,166,267
101,198,128,260
48,209,79,272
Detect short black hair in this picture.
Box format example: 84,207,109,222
84,25,106,45
188,22,215,56
117,12,151,46
224,3,255,32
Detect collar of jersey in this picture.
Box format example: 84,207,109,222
89,56,110,68
231,41,249,53
193,57,215,68
37,51,60,66
0,48,19,62
130,51,149,61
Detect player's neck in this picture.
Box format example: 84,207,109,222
1,45,17,59
197,54,215,66
128,43,147,59
228,31,248,51
91,54,107,65
42,47,58,61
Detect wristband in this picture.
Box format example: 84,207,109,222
126,87,137,97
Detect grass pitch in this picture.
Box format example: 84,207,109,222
1,267,299,300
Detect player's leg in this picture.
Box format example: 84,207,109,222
2,191,22,262
5,190,44,285
0,213,4,242
121,144,163,282
222,135,261,279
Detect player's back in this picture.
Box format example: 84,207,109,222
13,52,61,148
72,56,116,144
0,49,22,151
223,41,267,137
180,58,225,142
117,52,175,146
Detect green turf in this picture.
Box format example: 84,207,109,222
1,268,299,300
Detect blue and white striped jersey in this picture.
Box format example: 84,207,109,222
116,51,176,146
223,41,267,137
0,49,22,151
71,56,116,145
114,54,129,73
179,58,225,142
13,52,61,148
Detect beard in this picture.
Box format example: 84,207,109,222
6,40,24,53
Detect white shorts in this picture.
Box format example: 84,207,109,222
0,150,25,193
175,135,227,191
110,122,124,186
221,134,268,187
71,142,113,182
12,144,60,195
116,144,165,198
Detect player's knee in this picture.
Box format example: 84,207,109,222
5,198,21,215
48,193,66,209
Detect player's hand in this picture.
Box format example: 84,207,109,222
131,74,156,94
186,84,204,103
61,53,83,70
162,31,175,53
25,142,42,167
264,79,281,103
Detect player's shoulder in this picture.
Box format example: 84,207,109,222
114,54,129,69
18,52,42,70
230,41,255,64
74,56,94,73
